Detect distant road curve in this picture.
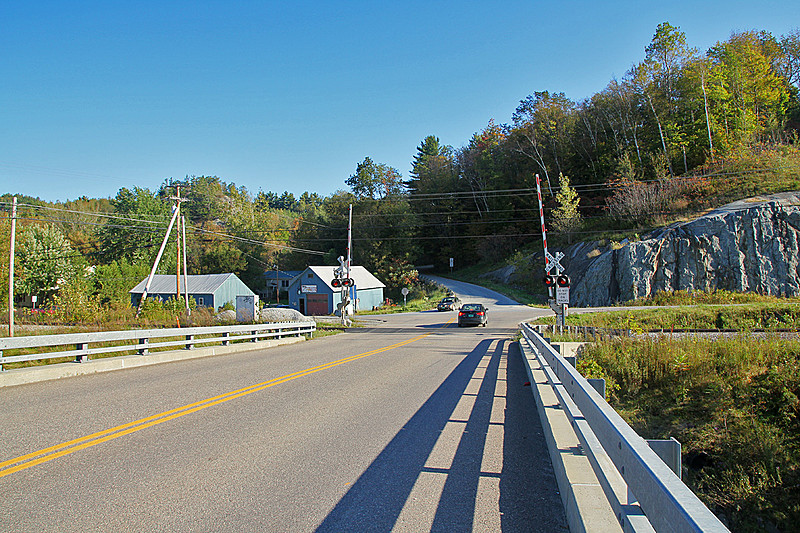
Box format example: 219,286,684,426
422,275,522,308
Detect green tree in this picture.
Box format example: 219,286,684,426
644,22,695,106
98,186,174,268
346,157,404,199
551,173,582,244
375,257,419,296
408,136,455,192
185,176,227,222
298,191,324,211
512,92,576,192
406,136,462,267
707,31,792,148
15,224,82,303
196,238,247,274
627,23,698,177
52,268,98,322
93,258,151,307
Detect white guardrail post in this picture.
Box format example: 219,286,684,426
519,323,730,533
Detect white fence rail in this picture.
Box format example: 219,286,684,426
520,323,729,533
0,322,316,370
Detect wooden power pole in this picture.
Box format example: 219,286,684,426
8,196,17,337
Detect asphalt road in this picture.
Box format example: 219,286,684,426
0,281,566,532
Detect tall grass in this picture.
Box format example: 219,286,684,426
565,303,800,331
604,146,800,230
701,144,800,203
580,335,800,532
628,289,800,307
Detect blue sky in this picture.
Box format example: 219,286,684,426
2,0,799,202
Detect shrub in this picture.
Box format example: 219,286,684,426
606,177,696,225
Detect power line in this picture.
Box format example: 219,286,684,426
8,216,173,232
18,203,171,225
186,225,327,256
0,200,171,221
4,165,790,266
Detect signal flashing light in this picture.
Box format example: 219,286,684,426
543,275,555,287
556,274,570,287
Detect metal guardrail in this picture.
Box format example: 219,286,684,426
531,323,800,338
0,321,316,370
520,323,729,533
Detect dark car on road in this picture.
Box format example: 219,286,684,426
457,303,488,327
437,296,459,311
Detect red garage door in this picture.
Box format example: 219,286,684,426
305,294,329,316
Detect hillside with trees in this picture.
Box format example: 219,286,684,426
2,23,800,321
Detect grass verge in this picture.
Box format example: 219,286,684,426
579,335,799,532
564,302,800,331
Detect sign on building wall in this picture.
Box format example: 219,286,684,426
301,284,317,293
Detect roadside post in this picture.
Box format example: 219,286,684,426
401,287,409,307
556,274,570,329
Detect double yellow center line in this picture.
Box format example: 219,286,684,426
1,322,453,479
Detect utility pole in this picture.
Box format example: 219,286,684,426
176,207,181,301
173,185,183,302
347,204,353,311
135,205,180,318
347,205,352,277
8,197,17,337
169,184,191,316
274,264,279,305
182,215,190,315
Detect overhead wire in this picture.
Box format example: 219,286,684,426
185,224,327,256
1,201,172,224
3,165,788,264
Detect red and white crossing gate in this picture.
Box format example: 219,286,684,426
535,174,565,275
535,173,569,321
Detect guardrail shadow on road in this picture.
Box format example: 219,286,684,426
315,337,567,532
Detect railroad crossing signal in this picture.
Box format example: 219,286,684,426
544,274,570,288
535,172,570,328
544,250,565,275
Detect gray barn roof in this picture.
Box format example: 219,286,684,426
296,266,386,290
130,274,239,295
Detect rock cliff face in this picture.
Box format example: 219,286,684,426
570,192,800,306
